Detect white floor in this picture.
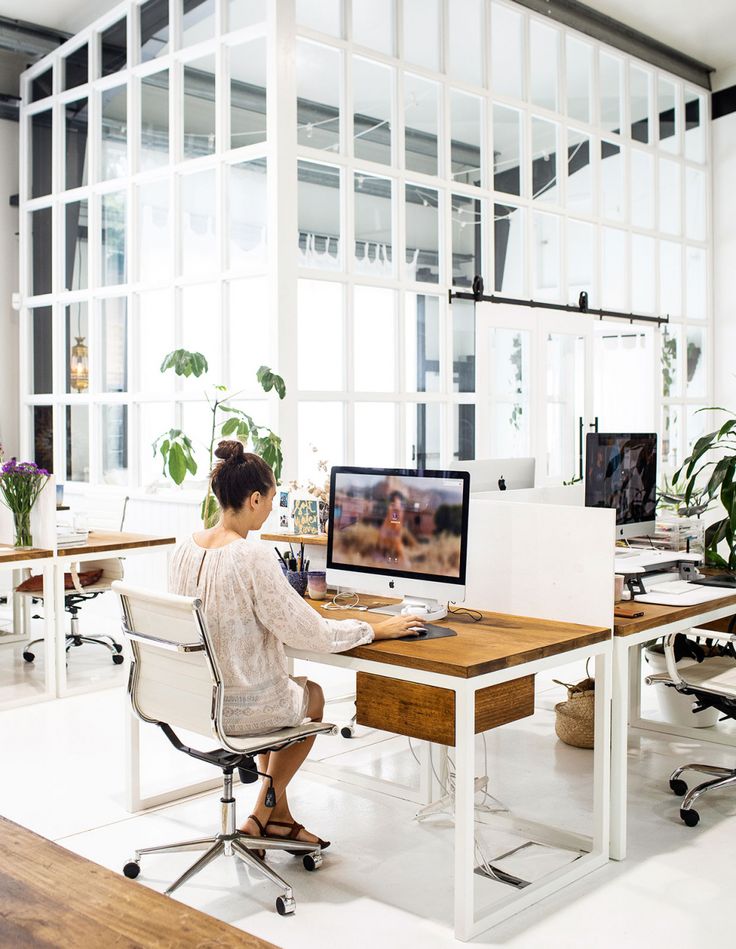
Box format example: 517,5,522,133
1,657,736,948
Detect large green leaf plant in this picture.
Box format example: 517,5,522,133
673,408,736,570
152,350,286,527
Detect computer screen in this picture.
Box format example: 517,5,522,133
326,466,470,619
585,433,657,539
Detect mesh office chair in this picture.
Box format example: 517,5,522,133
646,628,736,826
21,558,125,664
113,581,336,915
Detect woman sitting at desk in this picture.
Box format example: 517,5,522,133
169,440,421,853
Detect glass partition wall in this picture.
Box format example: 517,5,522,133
20,0,711,488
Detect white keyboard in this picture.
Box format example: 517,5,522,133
648,580,694,595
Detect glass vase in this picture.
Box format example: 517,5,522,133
13,510,33,548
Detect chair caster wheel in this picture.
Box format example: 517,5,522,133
114,644,123,653
123,861,140,879
276,895,295,915
112,654,124,665
303,851,322,871
669,778,688,796
680,808,699,827
22,652,35,663
340,725,355,738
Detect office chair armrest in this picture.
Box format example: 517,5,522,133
663,634,685,686
125,629,205,653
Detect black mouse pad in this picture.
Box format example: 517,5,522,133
397,623,457,642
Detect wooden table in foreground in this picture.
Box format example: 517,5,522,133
0,816,277,949
56,530,176,558
610,591,736,862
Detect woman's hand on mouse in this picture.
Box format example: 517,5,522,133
369,614,425,640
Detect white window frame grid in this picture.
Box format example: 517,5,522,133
18,0,712,488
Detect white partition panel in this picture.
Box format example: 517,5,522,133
465,498,615,628
474,483,585,506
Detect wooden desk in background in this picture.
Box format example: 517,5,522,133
610,592,736,860
0,816,276,949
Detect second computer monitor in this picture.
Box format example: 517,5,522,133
448,457,535,493
584,432,657,540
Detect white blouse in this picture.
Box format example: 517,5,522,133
168,537,373,735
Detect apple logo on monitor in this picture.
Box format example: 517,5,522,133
498,476,507,491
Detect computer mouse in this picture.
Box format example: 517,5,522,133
407,626,427,635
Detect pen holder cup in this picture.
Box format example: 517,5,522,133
286,569,308,597
307,570,327,600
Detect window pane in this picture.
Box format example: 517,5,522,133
566,37,591,123
452,299,475,394
686,405,707,455
354,404,396,467
298,161,341,270
66,406,89,482
567,219,594,300
405,293,440,393
631,234,655,313
65,98,88,190
297,280,343,390
599,52,622,135
299,402,344,479
493,104,522,196
530,22,558,112
229,276,271,388
658,78,678,153
141,70,169,170
101,191,127,285
101,405,128,485
66,302,89,394
33,406,54,475
659,240,681,318
491,2,523,99
100,298,128,393
601,227,626,311
297,0,341,36
139,179,172,283
404,74,439,176
31,111,52,199
494,203,524,295
230,38,267,150
685,91,705,163
353,56,393,166
31,307,52,394
532,211,560,301
685,167,707,241
182,283,220,381
101,16,127,77
567,129,592,215
659,158,681,235
630,66,650,143
448,0,483,86
140,0,170,62
182,0,215,48
630,150,654,228
297,41,340,152
686,246,707,320
229,0,267,31
547,333,586,478
686,327,706,398
229,158,267,273
139,403,174,486
31,208,52,296
403,0,439,72
661,325,680,398
490,329,530,458
450,90,482,187
138,290,174,393
65,200,88,291
452,194,482,288
354,286,395,392
406,184,439,284
406,403,441,468
601,140,623,220
32,68,53,101
101,85,128,180
64,45,88,91
531,117,558,203
181,170,217,277
354,173,393,276
453,404,476,462
352,0,394,55
184,55,216,158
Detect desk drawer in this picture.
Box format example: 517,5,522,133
355,673,535,746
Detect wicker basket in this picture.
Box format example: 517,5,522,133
554,676,595,749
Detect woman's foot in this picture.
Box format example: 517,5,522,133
265,818,330,853
239,814,266,860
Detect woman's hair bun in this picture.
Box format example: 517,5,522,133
214,440,245,463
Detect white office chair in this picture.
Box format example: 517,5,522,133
646,628,736,826
113,581,336,915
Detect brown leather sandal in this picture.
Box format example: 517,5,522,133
265,819,330,855
241,813,266,860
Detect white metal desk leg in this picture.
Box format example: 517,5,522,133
126,706,143,813
453,684,476,941
53,563,67,696
610,638,630,860
41,564,56,699
593,649,611,857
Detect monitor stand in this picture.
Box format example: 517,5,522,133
369,596,448,622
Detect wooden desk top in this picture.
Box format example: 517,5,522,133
261,531,327,547
56,530,176,558
0,816,277,949
307,598,609,679
0,546,54,566
613,593,736,637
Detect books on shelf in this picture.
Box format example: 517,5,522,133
56,529,89,547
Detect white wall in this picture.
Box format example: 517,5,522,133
712,91,736,413
0,119,19,459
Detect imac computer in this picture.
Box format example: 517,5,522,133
448,457,535,493
585,433,657,541
326,466,471,621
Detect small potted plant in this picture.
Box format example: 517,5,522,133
0,455,50,549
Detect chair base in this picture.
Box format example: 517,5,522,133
669,762,736,826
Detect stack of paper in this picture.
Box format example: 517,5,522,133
56,529,89,547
